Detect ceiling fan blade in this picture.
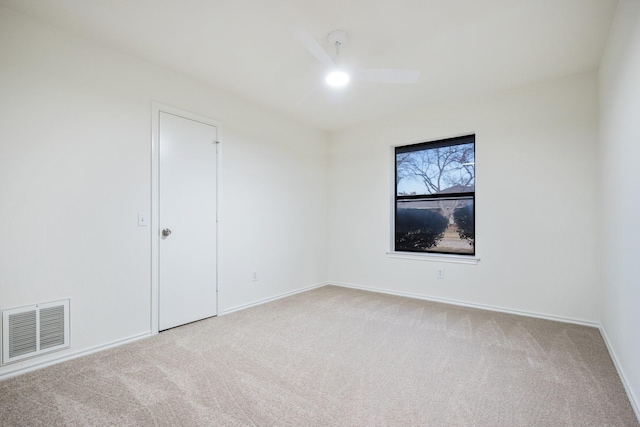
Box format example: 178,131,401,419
353,69,420,84
290,26,336,70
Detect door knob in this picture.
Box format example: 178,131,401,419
162,228,172,237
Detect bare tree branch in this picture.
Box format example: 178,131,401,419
398,143,474,195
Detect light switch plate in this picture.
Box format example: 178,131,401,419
138,212,148,226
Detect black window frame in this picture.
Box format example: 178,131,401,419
394,134,475,256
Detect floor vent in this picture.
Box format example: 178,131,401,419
2,299,70,365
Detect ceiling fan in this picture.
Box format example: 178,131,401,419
290,27,421,88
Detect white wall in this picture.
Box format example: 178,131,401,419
328,72,600,323
598,0,640,416
0,7,327,377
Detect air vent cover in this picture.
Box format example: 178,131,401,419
2,299,69,365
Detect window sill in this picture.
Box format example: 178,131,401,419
386,251,480,265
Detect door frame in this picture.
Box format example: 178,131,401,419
150,102,222,335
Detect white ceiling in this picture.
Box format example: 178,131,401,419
1,0,618,131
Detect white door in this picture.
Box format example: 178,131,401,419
159,111,218,331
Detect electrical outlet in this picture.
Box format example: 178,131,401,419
252,271,258,282
437,268,445,279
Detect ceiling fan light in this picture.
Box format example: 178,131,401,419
326,70,350,87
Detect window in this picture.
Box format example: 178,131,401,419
395,135,475,255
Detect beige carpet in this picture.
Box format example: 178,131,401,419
1,285,638,426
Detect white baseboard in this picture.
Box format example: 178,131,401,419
329,281,599,327
599,326,640,422
0,332,151,382
220,282,328,316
